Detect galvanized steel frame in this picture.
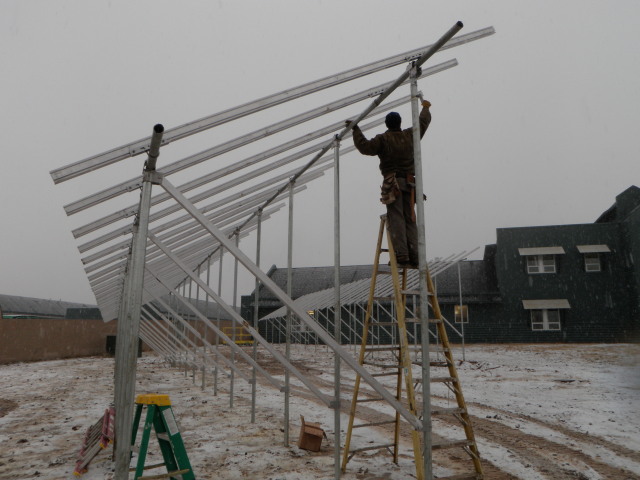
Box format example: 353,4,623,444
50,22,494,480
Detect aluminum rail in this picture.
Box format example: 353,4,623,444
79,167,324,265
146,294,251,383
138,319,177,361
65,61,455,219
89,221,251,297
146,275,268,386
237,22,465,235
138,210,281,291
76,179,304,256
71,100,394,240
140,309,193,361
146,236,337,403
86,223,257,292
160,177,422,429
140,310,202,372
88,192,292,292
87,202,277,295
88,202,270,270
73,139,335,246
86,207,268,287
89,216,269,311
50,28,493,184
76,154,310,253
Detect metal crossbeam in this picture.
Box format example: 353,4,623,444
148,231,335,405
159,177,422,428
65,61,455,218
50,29,492,184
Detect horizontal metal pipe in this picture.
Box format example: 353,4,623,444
89,217,265,297
71,98,398,239
50,28,492,184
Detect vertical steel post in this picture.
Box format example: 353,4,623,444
182,282,188,375
457,261,466,361
113,124,164,480
203,257,211,390
251,210,262,423
215,247,223,396
410,65,432,480
285,180,294,446
230,234,240,407
332,135,342,480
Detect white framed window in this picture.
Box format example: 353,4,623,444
530,309,561,331
454,305,469,323
527,254,556,274
584,253,601,272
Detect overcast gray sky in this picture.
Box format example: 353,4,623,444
1,1,639,305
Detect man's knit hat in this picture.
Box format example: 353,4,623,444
385,112,401,129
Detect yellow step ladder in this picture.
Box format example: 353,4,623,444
341,215,483,480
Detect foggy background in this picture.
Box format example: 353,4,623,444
1,1,638,306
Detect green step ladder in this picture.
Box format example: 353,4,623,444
130,394,195,480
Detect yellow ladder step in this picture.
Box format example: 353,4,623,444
431,407,466,416
432,439,474,450
372,296,395,302
427,376,457,383
363,360,400,368
356,397,386,403
371,371,399,377
352,420,397,429
365,346,400,352
435,474,483,480
401,289,433,296
349,443,395,454
405,317,442,323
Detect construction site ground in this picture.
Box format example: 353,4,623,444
0,343,638,480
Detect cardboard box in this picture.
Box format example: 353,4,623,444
297,415,325,452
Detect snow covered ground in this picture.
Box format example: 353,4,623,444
0,343,638,479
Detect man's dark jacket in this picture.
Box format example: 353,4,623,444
351,106,431,175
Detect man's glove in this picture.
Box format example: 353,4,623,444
345,120,358,129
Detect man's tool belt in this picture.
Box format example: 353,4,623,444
380,172,400,205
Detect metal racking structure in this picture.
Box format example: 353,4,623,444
51,22,494,480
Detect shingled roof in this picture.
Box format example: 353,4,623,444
0,293,95,318
253,264,374,304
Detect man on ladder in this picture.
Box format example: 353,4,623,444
347,99,432,268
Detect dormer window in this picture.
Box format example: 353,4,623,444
527,255,556,273
577,245,610,272
523,299,570,331
518,247,565,274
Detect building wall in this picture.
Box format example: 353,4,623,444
0,317,118,364
495,223,632,342
439,301,507,343
621,206,640,341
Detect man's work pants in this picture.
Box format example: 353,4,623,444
386,177,418,264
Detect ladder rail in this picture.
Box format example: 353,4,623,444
342,215,484,480
425,273,483,476
342,216,425,479
386,223,424,480
341,217,386,471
